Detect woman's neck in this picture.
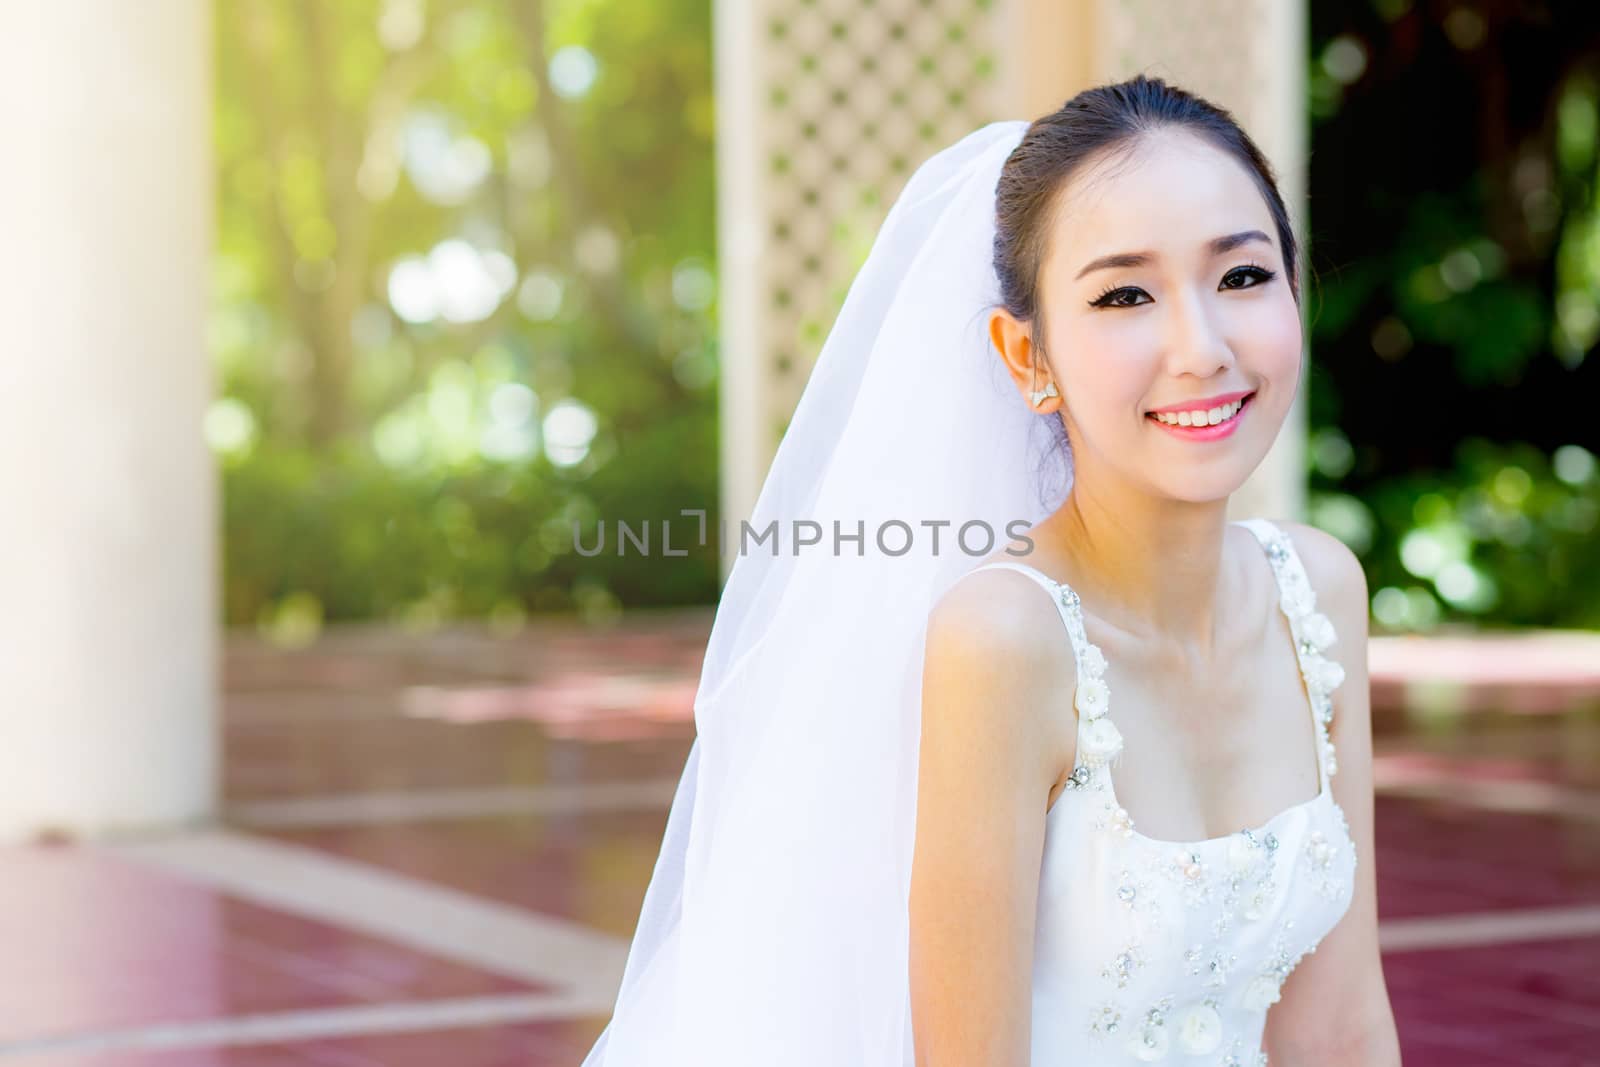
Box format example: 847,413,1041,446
1034,479,1234,653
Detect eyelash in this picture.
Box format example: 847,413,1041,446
1088,263,1277,309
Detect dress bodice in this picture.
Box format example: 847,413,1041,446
966,517,1357,1065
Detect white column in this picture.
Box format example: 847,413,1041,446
0,0,217,841
713,0,766,579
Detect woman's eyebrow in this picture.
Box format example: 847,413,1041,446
1073,229,1273,280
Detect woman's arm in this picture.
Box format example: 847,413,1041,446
1264,522,1403,1066
909,570,1074,1067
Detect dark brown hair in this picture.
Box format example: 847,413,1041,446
993,74,1301,359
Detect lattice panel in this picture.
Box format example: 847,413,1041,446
756,0,1010,446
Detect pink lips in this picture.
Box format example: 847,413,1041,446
1146,393,1254,441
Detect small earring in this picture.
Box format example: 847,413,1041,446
1030,381,1059,407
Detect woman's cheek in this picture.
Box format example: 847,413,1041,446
1067,330,1151,413
1239,296,1304,386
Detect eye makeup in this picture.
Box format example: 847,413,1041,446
1087,263,1278,309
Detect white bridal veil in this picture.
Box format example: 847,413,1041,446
581,118,1073,1065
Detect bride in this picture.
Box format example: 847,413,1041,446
581,75,1401,1066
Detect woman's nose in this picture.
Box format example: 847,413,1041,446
1165,288,1234,374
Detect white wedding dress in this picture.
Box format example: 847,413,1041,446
964,517,1357,1065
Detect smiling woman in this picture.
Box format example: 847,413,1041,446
929,77,1396,1066
583,76,1399,1067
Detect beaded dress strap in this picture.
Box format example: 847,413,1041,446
1232,518,1347,787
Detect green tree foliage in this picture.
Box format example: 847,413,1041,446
1306,2,1600,630
214,0,719,630
219,0,1600,635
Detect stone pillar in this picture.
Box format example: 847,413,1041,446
0,0,217,841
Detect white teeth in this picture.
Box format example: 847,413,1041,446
1152,397,1245,427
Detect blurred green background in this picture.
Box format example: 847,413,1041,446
214,0,719,641
213,0,1599,642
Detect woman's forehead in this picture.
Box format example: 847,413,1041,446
1045,130,1278,273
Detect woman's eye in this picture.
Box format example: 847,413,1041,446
1088,286,1151,309
1090,266,1277,308
1221,265,1275,290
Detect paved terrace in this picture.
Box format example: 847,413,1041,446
2,612,1597,1066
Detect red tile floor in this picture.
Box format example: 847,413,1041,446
2,611,1598,1066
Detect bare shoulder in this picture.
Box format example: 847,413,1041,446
928,561,1075,659
924,561,1079,701
921,561,1078,783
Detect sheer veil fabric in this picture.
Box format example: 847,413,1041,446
582,119,1071,1066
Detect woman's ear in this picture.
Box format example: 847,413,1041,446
988,308,1062,413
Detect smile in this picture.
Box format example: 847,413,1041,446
1145,392,1255,440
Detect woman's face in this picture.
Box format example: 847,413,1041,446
1032,128,1304,503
